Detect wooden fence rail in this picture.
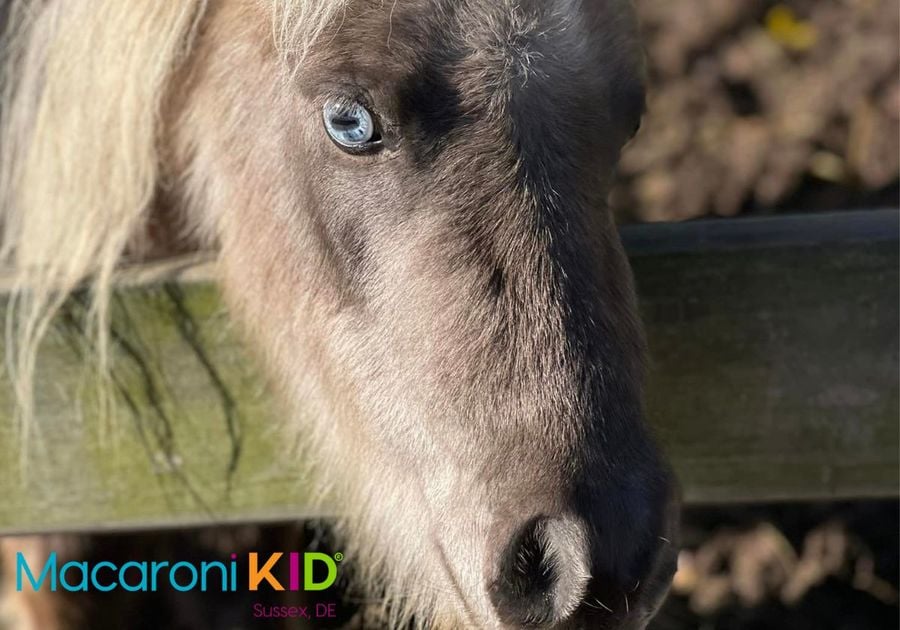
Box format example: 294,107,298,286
1,210,897,535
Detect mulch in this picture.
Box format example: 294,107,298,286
653,500,899,630
612,0,899,222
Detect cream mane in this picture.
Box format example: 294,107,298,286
0,0,345,432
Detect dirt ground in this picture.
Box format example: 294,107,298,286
613,0,899,222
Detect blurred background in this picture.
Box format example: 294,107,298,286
627,2,899,628
626,2,898,627
614,0,898,223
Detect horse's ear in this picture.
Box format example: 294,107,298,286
605,66,646,150
621,76,646,141
580,0,647,145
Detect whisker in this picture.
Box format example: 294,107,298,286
593,598,613,613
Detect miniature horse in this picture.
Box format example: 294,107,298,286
1,1,678,627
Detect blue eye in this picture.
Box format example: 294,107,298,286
323,100,378,151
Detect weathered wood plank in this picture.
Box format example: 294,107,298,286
1,212,897,534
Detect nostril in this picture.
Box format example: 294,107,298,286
489,516,593,627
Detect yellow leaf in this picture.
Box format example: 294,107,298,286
765,5,819,52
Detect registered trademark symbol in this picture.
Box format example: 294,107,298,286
333,552,344,562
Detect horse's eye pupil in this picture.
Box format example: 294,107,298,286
323,100,377,152
331,116,357,129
